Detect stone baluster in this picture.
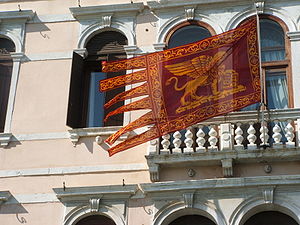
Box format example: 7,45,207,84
172,131,182,154
272,121,282,148
260,121,269,148
184,127,194,153
196,125,206,152
160,134,170,154
208,125,218,151
234,123,244,150
285,120,295,148
247,122,257,150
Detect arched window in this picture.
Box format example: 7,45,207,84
75,215,116,225
0,37,15,133
242,16,291,110
243,211,298,225
67,31,128,128
166,21,214,48
168,215,216,225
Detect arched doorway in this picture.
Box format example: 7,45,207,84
75,215,116,225
168,215,216,225
243,211,298,225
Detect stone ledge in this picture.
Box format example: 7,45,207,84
68,126,129,146
146,148,300,181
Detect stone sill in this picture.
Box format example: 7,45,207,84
68,126,128,146
146,147,300,181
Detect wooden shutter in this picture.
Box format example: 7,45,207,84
0,59,13,132
66,52,85,128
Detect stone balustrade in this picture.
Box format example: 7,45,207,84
146,108,300,181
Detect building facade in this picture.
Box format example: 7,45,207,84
1,0,300,224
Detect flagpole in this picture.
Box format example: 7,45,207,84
254,2,267,148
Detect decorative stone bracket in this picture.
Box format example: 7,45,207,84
183,192,194,208
221,158,233,177
90,197,102,212
148,163,160,182
261,186,275,204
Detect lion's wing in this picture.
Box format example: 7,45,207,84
164,60,200,79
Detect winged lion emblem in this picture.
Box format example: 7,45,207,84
165,51,246,113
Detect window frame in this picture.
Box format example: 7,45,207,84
164,20,216,49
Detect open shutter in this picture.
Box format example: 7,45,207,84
67,52,85,128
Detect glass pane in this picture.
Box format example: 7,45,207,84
266,70,288,109
87,72,106,127
260,19,285,62
168,25,211,49
0,38,15,53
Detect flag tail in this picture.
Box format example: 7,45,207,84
104,97,151,122
104,83,148,109
100,70,147,92
108,126,159,156
102,55,147,72
105,112,155,145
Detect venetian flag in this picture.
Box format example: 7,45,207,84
100,19,260,156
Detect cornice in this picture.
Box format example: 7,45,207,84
69,3,144,20
54,184,138,203
140,175,300,195
0,10,35,22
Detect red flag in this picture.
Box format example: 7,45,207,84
100,19,260,156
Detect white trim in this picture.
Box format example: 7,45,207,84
226,5,297,31
25,51,73,61
5,193,58,204
30,14,75,24
0,163,148,178
14,132,69,141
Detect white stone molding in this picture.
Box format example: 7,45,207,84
254,1,265,14
54,184,138,225
151,200,226,225
226,5,297,32
0,163,148,178
74,48,88,58
68,126,129,146
229,194,300,225
148,163,160,182
153,43,166,52
184,7,195,21
261,186,275,204
102,14,112,28
0,10,35,52
0,10,34,133
182,192,194,208
221,158,233,177
287,31,300,41
70,3,144,49
90,197,102,212
153,8,222,44
0,191,11,205
0,133,12,147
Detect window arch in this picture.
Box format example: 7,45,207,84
75,215,116,225
243,211,298,225
168,215,216,225
67,30,128,128
0,37,15,133
165,21,215,49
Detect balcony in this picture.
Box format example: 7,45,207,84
146,108,300,182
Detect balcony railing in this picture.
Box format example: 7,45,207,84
146,108,300,181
